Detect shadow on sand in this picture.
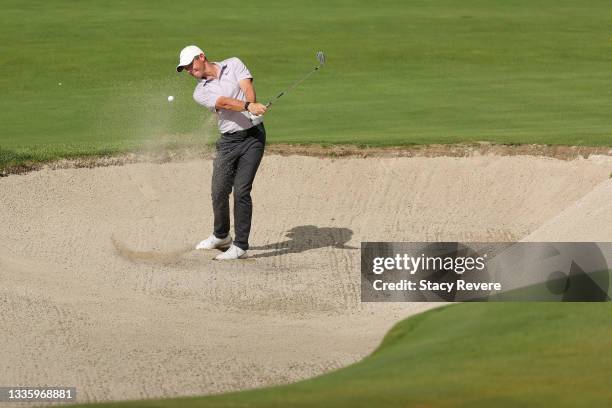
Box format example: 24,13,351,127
250,225,358,258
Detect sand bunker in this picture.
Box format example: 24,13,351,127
1,153,611,403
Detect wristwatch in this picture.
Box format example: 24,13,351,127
244,101,251,111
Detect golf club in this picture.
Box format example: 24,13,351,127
249,51,325,123
266,51,326,108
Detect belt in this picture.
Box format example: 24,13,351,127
222,125,258,137
221,126,255,136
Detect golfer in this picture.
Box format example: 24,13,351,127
177,45,267,260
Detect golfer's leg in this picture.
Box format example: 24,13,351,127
211,148,237,239
232,134,265,250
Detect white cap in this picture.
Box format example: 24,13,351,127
176,45,204,72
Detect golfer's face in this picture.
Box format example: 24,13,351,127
185,55,205,79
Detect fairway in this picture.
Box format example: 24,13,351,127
2,0,612,170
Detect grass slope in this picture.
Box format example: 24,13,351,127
73,302,612,408
1,0,612,169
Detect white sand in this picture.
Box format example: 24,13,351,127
524,177,612,241
0,153,611,403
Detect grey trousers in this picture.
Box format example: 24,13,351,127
212,123,266,250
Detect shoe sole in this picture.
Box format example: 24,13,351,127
213,253,248,261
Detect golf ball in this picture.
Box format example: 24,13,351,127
167,95,174,102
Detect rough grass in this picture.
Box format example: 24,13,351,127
2,0,612,171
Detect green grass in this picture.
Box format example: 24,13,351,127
2,0,612,170
70,302,612,408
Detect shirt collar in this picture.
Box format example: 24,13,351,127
199,62,228,85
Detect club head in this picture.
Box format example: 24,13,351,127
316,51,326,67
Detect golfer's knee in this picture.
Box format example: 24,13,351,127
233,184,252,203
211,184,232,201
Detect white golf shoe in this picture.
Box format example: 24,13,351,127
195,234,232,250
214,244,247,260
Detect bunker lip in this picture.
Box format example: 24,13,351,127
1,143,611,177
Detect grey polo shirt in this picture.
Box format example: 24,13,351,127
193,57,256,134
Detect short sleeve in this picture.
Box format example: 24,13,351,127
231,57,252,81
193,83,219,113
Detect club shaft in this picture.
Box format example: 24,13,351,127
267,65,321,107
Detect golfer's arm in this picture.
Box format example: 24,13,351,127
215,97,249,112
239,78,256,103
215,79,256,112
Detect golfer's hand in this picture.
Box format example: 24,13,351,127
248,103,267,116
